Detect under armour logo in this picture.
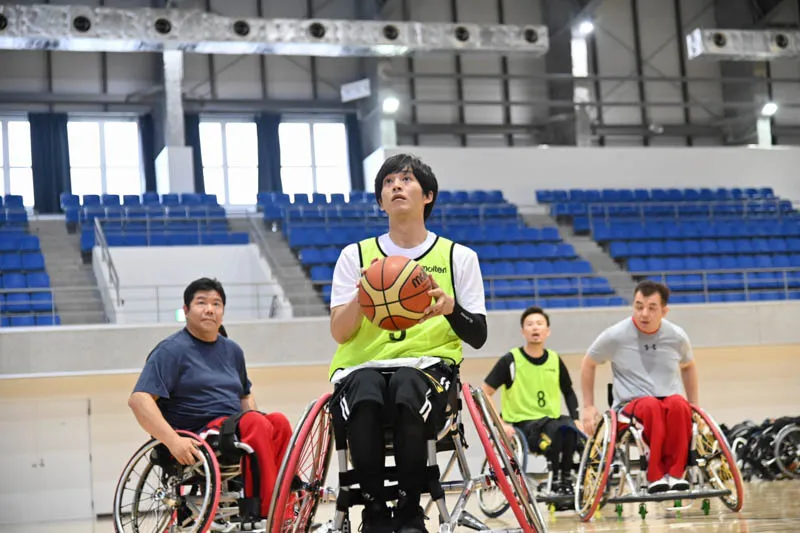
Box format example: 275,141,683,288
643,344,657,351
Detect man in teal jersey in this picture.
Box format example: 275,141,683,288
482,306,581,494
328,154,487,533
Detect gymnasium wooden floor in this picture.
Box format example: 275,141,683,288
1,344,799,532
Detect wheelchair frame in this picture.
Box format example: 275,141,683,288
266,381,548,533
113,428,265,533
477,425,587,519
575,403,745,522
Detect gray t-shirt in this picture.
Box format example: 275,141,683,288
587,317,693,407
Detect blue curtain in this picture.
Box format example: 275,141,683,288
256,112,282,192
183,114,205,193
29,113,71,214
138,113,157,192
345,114,365,190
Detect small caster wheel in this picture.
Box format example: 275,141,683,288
702,498,711,516
674,499,682,508
639,503,648,520
615,503,623,518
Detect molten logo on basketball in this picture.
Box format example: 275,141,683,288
411,270,429,289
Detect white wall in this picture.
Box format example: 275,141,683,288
93,245,291,325
377,146,800,205
3,300,800,377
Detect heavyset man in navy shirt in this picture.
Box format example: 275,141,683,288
128,277,292,520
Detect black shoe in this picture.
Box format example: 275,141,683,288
394,502,427,533
360,503,393,533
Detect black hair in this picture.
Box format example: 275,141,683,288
520,306,550,327
373,153,438,220
218,324,228,337
183,277,226,307
634,280,670,305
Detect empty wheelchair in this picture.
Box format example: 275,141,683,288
267,370,547,533
575,396,744,522
478,424,587,518
113,428,266,533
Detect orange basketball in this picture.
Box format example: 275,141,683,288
358,256,433,331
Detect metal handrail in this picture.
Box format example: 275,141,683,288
93,217,121,305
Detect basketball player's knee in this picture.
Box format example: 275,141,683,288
390,367,422,387
349,369,387,399
267,412,292,433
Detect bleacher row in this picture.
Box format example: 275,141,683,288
270,188,624,308
61,192,250,256
258,190,513,222
592,220,800,242
536,187,777,204
540,186,800,304
0,231,58,327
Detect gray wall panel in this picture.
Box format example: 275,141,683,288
594,1,639,125
105,52,159,96
212,56,264,99
0,51,49,93
50,52,103,95
637,0,684,125
183,52,213,99
314,58,363,99
265,57,314,100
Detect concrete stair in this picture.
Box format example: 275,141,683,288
523,213,636,301
230,216,328,317
28,218,107,325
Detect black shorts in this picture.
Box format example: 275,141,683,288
331,362,455,432
514,415,577,452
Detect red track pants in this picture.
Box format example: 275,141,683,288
621,395,692,482
206,411,293,517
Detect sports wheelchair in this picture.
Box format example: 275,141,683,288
575,386,745,522
477,425,587,518
113,426,266,533
728,416,800,481
266,367,547,533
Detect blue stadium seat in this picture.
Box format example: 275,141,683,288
22,254,45,271
30,292,54,313
35,315,61,326
10,315,35,327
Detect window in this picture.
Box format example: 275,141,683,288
0,119,34,207
67,120,143,198
279,121,350,201
199,120,258,205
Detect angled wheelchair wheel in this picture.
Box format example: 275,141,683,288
113,430,221,533
477,427,529,518
691,405,745,512
774,423,800,479
575,411,616,523
268,393,334,533
464,384,545,533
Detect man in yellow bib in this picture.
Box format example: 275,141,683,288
482,306,581,495
328,154,487,533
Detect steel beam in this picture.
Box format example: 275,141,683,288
0,4,549,56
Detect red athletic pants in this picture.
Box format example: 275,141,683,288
206,411,293,517
621,395,692,482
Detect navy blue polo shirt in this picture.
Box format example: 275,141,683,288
133,328,252,432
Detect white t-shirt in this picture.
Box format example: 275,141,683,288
329,231,487,315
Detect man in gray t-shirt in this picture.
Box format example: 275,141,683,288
581,281,699,494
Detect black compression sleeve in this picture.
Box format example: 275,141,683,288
444,301,487,349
